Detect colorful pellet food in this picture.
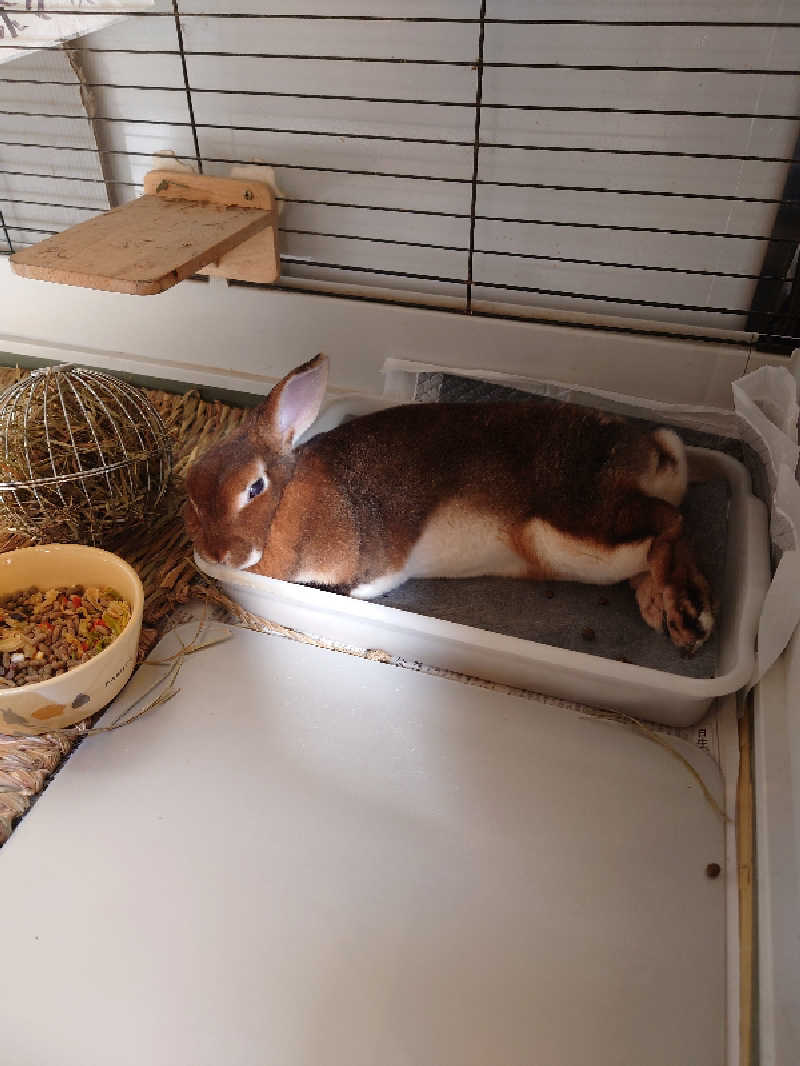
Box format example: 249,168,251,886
0,585,131,688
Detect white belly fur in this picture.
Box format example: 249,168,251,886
351,504,526,599
405,504,529,581
351,502,652,599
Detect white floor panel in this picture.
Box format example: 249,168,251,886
0,624,726,1066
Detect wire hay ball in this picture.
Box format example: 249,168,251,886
0,365,173,544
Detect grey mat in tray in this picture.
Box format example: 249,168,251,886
372,371,736,681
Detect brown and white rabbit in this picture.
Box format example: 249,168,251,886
184,353,714,652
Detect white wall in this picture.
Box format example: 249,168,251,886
0,257,753,406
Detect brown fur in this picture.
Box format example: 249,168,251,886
184,354,713,652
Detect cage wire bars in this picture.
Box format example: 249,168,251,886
0,5,799,351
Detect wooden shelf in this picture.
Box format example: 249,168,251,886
10,170,280,296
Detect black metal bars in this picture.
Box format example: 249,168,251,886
2,41,799,81
170,0,202,173
2,4,799,346
4,10,800,27
0,209,12,254
5,190,797,249
466,0,487,314
3,125,797,206
0,129,795,166
4,9,800,24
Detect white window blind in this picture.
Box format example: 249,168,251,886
1,1,799,347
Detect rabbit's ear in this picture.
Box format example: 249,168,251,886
255,353,329,449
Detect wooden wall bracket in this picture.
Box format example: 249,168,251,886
9,170,281,296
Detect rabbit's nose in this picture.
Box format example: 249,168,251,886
204,546,231,566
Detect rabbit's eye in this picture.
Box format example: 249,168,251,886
248,477,265,501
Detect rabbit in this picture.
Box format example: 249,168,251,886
184,353,714,653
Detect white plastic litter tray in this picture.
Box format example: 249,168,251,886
197,397,771,727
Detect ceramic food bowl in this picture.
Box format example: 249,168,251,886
0,545,143,735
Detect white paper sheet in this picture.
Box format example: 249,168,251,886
0,1,153,66
731,369,800,683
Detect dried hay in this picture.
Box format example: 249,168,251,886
0,365,172,543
